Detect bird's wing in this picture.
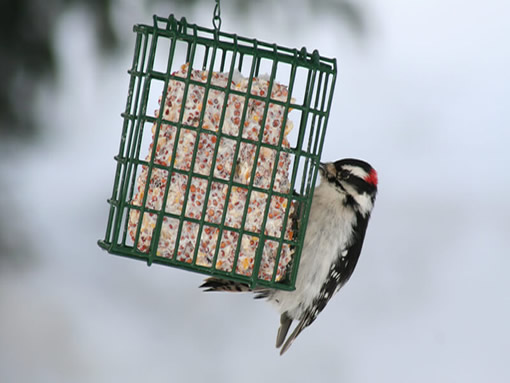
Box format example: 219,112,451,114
278,263,340,355
200,277,271,299
277,234,367,355
200,277,252,292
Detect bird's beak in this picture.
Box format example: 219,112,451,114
319,162,327,175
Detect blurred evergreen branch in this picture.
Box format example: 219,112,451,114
0,0,365,141
0,0,117,139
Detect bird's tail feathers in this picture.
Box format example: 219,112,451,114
275,312,293,349
278,319,307,355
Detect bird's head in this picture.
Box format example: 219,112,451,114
319,158,378,216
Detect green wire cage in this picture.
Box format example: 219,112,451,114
98,14,337,291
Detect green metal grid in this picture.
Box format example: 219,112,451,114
98,14,337,291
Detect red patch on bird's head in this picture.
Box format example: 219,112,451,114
365,168,378,186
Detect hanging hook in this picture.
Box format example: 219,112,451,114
212,0,222,31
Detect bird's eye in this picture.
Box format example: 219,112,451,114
339,169,350,179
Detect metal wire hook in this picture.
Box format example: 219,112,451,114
212,0,222,31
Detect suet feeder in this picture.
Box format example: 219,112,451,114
98,6,337,291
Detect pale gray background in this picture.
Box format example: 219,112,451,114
1,0,509,382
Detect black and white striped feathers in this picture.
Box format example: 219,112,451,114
201,158,378,355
